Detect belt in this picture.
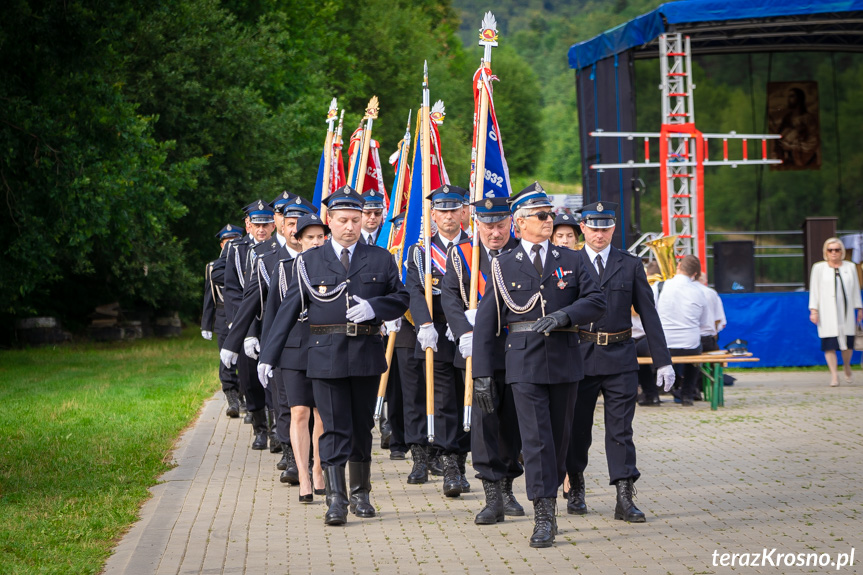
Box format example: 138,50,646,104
578,328,632,345
507,321,580,334
310,323,380,336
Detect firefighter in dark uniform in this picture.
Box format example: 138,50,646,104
442,196,525,525
221,200,276,449
406,185,472,498
202,224,243,417
565,202,676,522
258,186,409,526
472,182,606,548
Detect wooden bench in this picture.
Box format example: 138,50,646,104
637,353,759,410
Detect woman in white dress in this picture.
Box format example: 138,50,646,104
809,238,862,386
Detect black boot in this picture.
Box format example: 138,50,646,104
456,453,471,493
441,454,463,498
348,461,376,518
267,409,281,453
324,465,349,526
239,394,248,413
566,471,587,515
474,480,505,525
407,444,428,484
225,389,240,418
250,409,268,450
428,449,444,476
279,445,299,485
529,498,558,548
379,414,392,450
276,445,289,471
614,478,646,523
501,477,525,517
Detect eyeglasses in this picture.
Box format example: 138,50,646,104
522,211,554,221
365,210,383,217
827,248,842,253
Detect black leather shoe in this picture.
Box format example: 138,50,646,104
428,451,444,476
225,390,240,418
566,471,587,515
638,394,662,406
268,410,281,453
276,449,289,471
529,498,557,548
250,409,268,450
457,453,471,493
614,478,646,522
389,450,406,460
348,461,376,518
243,412,253,424
324,466,349,526
407,445,428,484
501,477,525,516
379,419,392,450
475,480,505,525
441,454,462,498
279,446,299,485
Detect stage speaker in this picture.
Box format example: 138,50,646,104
714,241,755,293
801,217,837,289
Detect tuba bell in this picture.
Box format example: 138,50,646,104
644,235,677,284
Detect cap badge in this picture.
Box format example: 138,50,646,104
443,185,449,194
295,197,301,204
283,191,289,199
258,201,264,210
534,182,542,193
485,199,493,210
369,191,375,197
597,203,604,212
311,215,318,221
344,188,350,195
227,224,232,231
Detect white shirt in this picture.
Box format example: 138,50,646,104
362,230,378,245
275,232,286,247
652,273,708,349
631,313,646,339
520,238,549,269
583,243,612,276
286,245,299,259
331,238,357,265
695,281,726,336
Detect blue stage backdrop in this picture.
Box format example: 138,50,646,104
717,292,862,368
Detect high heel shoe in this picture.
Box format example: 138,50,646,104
299,492,313,503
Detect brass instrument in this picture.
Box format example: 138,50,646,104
574,240,585,251
644,235,677,284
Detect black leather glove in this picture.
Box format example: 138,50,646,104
530,310,571,334
473,377,497,413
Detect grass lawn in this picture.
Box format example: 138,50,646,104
0,329,218,574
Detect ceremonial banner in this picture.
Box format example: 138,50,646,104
312,148,327,209
399,120,424,276
471,66,512,199
377,138,412,249
312,140,348,210
453,243,487,298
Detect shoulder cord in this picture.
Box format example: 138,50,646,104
490,257,546,338
414,246,441,296
206,264,218,306
450,249,470,308
234,245,245,289
255,258,271,321
296,254,349,304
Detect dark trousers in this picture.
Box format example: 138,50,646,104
511,381,578,500
385,352,407,452
237,353,266,412
567,371,639,485
397,347,427,446
273,369,293,445
312,375,378,467
421,359,464,453
635,337,659,401
694,335,719,395
468,369,522,481
669,345,703,401
214,312,239,393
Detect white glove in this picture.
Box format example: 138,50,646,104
417,323,438,352
445,325,455,342
201,330,213,340
220,348,238,368
384,318,401,335
458,332,473,359
346,295,375,323
465,309,477,326
656,365,676,392
257,362,273,388
244,337,260,359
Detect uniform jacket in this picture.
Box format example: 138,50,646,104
201,258,227,333
578,246,671,375
405,231,469,366
259,251,311,370
259,240,409,379
473,243,606,384
223,234,256,323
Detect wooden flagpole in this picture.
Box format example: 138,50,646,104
463,12,498,432
421,61,436,444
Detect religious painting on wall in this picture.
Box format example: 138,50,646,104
766,81,821,171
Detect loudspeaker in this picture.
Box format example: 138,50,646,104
801,217,837,289
714,241,755,293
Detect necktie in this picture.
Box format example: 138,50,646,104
489,249,499,260
531,244,543,276
340,248,350,272
366,233,374,245
596,256,605,281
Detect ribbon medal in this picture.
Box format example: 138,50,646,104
554,267,569,289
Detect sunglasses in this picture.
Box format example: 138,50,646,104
827,248,842,253
365,210,383,217
523,211,554,221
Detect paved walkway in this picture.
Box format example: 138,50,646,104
103,371,863,574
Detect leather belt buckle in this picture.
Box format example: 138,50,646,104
346,322,358,337
597,332,609,346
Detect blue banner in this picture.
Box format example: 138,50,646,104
311,149,326,209
400,133,424,277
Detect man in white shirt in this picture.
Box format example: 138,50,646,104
653,255,709,406
695,272,726,351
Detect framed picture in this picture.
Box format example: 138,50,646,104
766,81,821,171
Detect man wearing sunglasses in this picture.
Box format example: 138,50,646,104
564,201,674,525
472,182,606,548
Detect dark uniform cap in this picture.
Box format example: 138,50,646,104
508,181,553,213
295,213,330,238
471,196,511,224
580,201,617,229
389,210,406,225
553,212,581,230
244,199,275,224
361,189,385,211
270,190,295,213
324,186,364,211
215,223,244,240
426,185,466,211
282,195,319,218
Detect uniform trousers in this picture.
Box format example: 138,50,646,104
397,347,427,446
237,353,266,412
214,310,240,393
421,359,464,453
385,353,407,453
636,337,660,402
312,375,378,467
511,381,578,500
669,345,703,401
272,369,293,445
566,371,640,485
468,369,522,481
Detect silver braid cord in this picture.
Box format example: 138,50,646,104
450,249,470,307
414,246,441,296
234,247,245,289
297,255,348,302
491,258,542,314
